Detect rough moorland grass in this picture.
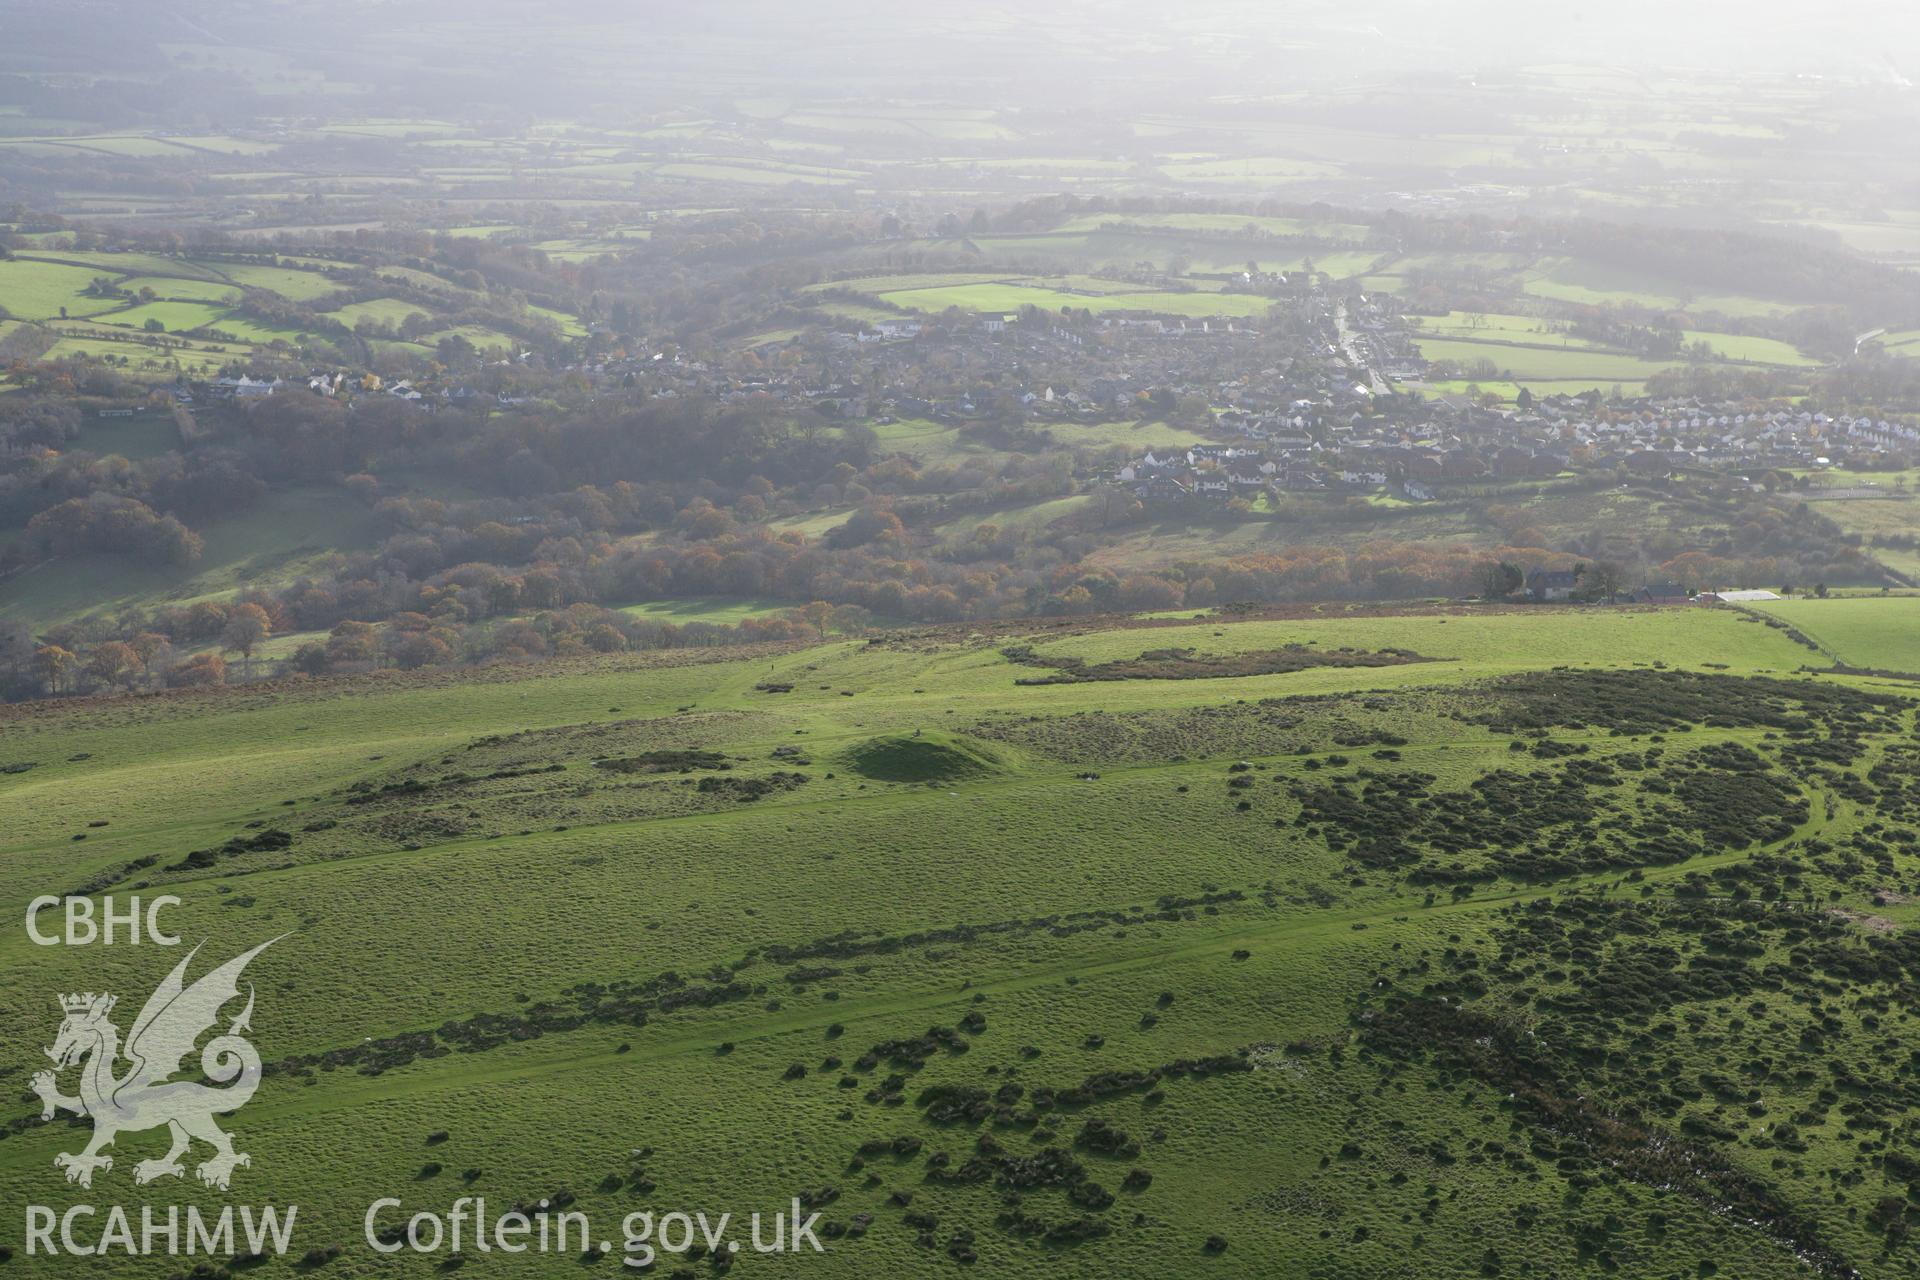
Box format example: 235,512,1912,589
0,606,1908,1278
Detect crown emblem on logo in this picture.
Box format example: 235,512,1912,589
60,992,112,1015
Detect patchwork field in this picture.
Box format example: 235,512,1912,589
861,277,1277,320
6,604,1920,1276
0,247,586,379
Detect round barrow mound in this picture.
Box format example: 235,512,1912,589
841,732,1008,783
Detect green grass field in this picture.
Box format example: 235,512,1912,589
0,259,129,320
0,485,385,629
877,281,1275,319
114,276,246,304
419,323,519,352
1788,485,1920,579
325,297,433,329
616,596,797,625
1519,256,1793,316
1054,212,1374,242
0,244,588,377
1408,312,1817,370
67,413,182,460
1750,595,1920,671
7,602,1920,1275
200,262,343,301
1413,336,1684,383
96,300,235,333
39,331,251,377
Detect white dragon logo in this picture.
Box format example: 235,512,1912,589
30,938,279,1191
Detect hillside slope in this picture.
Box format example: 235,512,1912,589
4,606,1918,1275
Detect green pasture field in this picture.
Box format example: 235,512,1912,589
1156,156,1346,182
878,282,1275,319
935,494,1092,538
1083,483,1738,568
0,259,130,320
1519,256,1794,316
528,304,590,337
1410,314,1816,380
1269,249,1381,279
809,300,901,325
1036,419,1201,452
1774,211,1920,261
115,276,245,304
1422,376,1651,401
528,237,626,262
764,506,859,538
1380,251,1538,276
615,597,799,625
313,119,464,138
1412,336,1682,382
39,331,249,378
0,485,384,629
201,261,344,301
1054,212,1374,242
1410,311,1609,347
963,157,1140,176
95,300,233,333
16,250,225,279
419,324,519,352
67,413,182,460
4,603,1917,1277
657,158,863,185
1798,467,1920,492
0,135,201,159
852,417,1197,470
1681,328,1821,366
368,266,481,298
810,272,1022,296
165,135,282,156
196,313,312,345
1789,486,1920,579
777,111,917,136
326,297,433,329
955,231,1315,275
1750,595,1920,671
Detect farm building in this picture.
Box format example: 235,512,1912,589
1526,568,1581,601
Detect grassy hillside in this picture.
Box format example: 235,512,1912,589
7,603,1920,1275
